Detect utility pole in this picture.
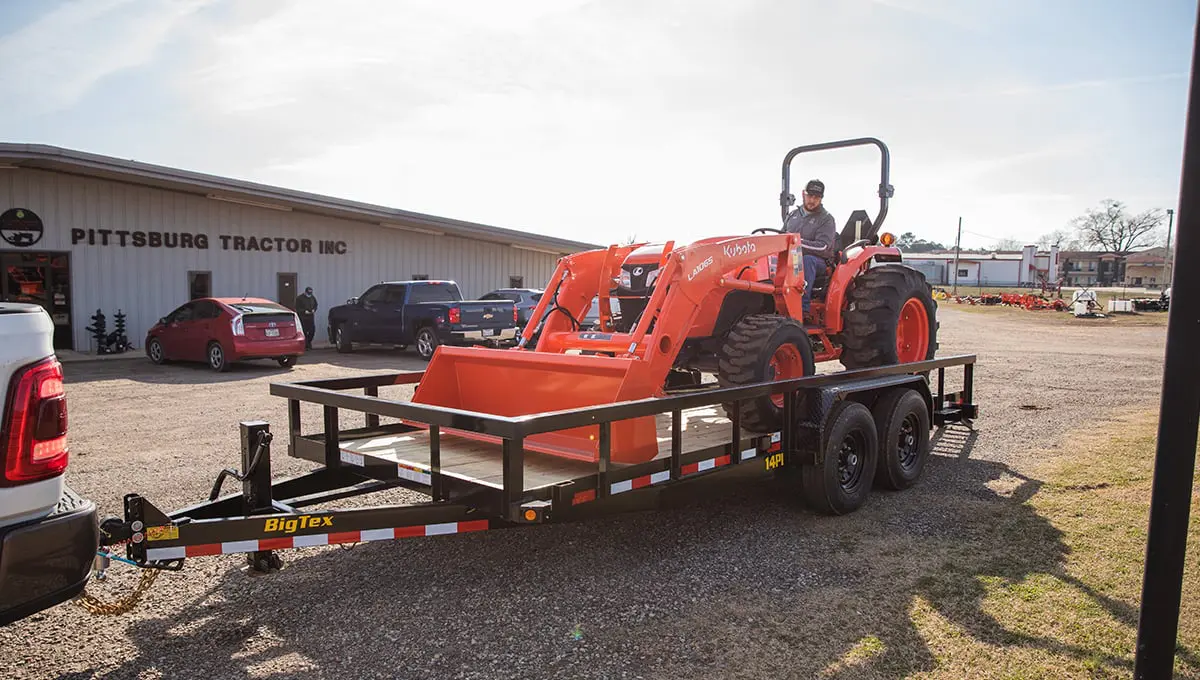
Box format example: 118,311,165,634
952,217,962,295
1162,208,1175,290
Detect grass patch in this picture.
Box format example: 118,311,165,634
902,411,1200,679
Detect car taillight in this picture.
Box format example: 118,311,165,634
448,307,461,324
2,356,69,486
513,306,519,323
231,314,245,336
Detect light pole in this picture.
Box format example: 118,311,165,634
1162,208,1175,290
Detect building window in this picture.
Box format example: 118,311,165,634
957,269,969,278
412,274,429,281
509,276,524,288
188,271,211,299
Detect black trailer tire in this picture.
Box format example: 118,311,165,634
871,387,931,490
840,264,939,370
416,327,439,361
717,314,816,433
334,325,353,353
800,399,878,515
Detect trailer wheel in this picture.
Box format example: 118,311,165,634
718,314,816,432
871,387,930,490
800,399,878,515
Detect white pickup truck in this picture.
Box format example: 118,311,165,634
0,303,98,626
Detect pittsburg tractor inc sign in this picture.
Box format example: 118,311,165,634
0,207,349,255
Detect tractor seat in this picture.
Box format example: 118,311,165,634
809,210,875,300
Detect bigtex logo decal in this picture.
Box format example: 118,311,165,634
723,241,757,259
264,515,333,533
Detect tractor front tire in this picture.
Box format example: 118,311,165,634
718,314,816,433
840,264,939,370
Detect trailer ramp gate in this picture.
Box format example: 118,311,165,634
99,354,978,574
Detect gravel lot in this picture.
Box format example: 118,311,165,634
0,307,1169,679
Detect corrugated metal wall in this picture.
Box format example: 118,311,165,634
0,168,563,351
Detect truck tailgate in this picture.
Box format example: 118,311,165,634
456,301,513,328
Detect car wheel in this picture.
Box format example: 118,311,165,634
278,355,297,368
147,337,166,365
335,325,353,353
207,341,230,372
416,327,439,360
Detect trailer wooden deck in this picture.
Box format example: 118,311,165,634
333,404,740,490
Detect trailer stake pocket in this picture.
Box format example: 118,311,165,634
105,354,978,572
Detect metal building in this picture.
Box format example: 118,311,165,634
0,144,598,353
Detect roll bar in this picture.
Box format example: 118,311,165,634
780,137,894,229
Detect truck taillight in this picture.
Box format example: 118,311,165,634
2,356,69,486
513,306,519,323
448,307,461,324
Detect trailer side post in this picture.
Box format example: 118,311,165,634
430,425,444,502
598,421,612,498
287,398,301,456
364,385,380,428
730,405,742,464
502,435,526,520
323,406,340,468
241,421,280,573
670,409,682,480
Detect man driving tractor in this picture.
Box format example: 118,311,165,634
782,178,837,322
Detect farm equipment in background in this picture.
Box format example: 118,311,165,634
410,138,939,465
1071,288,1103,317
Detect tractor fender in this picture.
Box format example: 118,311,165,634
821,245,903,332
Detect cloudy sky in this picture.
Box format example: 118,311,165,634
1,0,1196,250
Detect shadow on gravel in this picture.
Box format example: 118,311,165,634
90,425,1162,679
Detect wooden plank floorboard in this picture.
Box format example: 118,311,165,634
336,405,738,489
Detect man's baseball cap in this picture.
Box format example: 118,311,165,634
804,179,825,196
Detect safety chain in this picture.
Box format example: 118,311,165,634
75,566,160,616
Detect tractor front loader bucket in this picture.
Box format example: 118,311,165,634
411,346,662,464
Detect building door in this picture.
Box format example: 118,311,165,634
277,272,298,310
1,251,73,350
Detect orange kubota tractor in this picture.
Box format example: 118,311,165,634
411,138,937,465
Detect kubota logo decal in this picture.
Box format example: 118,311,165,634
264,515,333,533
723,241,757,259
688,256,715,281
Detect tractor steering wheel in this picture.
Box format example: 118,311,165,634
752,227,784,234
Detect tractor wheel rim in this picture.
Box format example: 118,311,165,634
896,297,930,363
838,430,867,491
768,344,805,409
897,414,919,470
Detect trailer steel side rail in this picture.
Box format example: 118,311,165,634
99,354,977,575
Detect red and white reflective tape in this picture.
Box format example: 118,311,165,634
144,520,489,561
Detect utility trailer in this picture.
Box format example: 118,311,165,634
96,354,977,578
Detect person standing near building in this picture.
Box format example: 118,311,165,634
782,179,837,322
296,286,318,349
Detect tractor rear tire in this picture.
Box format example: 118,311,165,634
840,264,939,370
718,314,815,433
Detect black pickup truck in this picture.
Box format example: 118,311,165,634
327,280,519,359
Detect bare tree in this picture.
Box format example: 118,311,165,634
1070,199,1165,254
1036,228,1082,251
993,237,1024,251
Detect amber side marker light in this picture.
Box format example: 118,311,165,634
879,232,896,247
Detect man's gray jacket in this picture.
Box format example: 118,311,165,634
783,205,838,260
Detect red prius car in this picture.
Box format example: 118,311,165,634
145,297,306,371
